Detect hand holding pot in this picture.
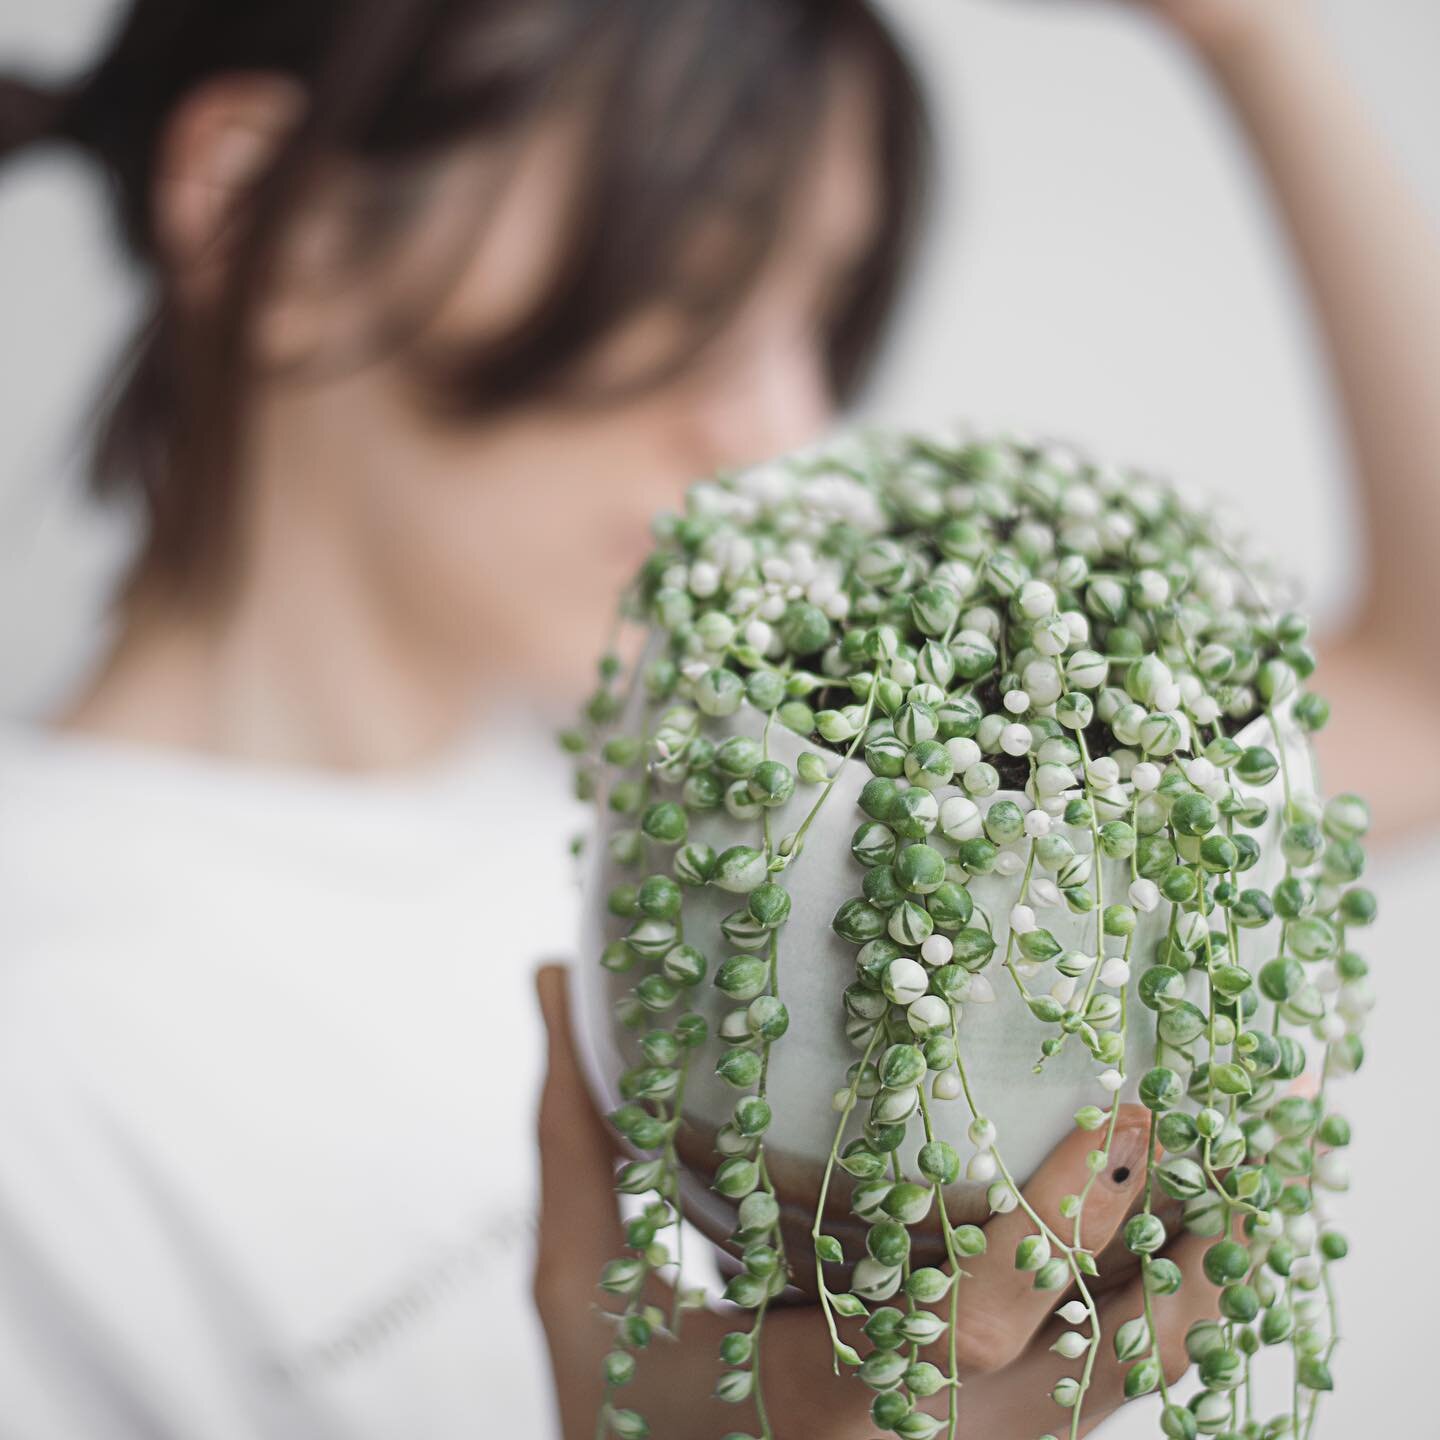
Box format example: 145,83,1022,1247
534,965,1228,1440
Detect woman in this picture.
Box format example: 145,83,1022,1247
0,6,929,1437
0,0,1435,1436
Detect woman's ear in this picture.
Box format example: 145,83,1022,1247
152,73,307,304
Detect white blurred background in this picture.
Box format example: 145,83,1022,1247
2,0,1435,1431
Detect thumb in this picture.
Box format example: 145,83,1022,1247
985,1103,1154,1258
534,964,625,1293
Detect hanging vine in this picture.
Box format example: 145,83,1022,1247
564,428,1372,1440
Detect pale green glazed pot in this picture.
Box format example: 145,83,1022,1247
575,672,1314,1277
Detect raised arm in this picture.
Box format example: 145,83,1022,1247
1149,0,1440,840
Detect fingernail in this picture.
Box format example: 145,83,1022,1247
1104,1119,1150,1189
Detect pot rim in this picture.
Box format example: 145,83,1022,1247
713,686,1303,813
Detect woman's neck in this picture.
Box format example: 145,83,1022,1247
59,541,487,775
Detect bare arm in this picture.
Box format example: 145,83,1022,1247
1154,1,1440,839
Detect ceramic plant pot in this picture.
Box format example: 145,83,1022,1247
575,674,1316,1284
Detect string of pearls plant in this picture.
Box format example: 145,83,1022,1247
563,429,1374,1440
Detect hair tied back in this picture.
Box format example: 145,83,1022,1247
0,73,74,163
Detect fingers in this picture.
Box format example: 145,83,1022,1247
533,963,625,1308
760,1303,886,1438
960,1224,1226,1438
1073,1230,1223,1412
1061,1190,1187,1302
947,1105,1153,1374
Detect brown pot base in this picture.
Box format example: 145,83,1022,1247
675,1117,1186,1302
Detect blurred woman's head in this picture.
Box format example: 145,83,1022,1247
1,0,927,701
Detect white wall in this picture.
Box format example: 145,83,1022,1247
4,1,1440,716
2,0,1434,1430
0,0,134,717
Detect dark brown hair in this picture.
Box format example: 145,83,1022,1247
0,0,927,602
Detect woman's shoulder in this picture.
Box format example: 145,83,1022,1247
0,723,221,963
0,715,576,1109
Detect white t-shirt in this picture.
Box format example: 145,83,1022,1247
0,716,582,1439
